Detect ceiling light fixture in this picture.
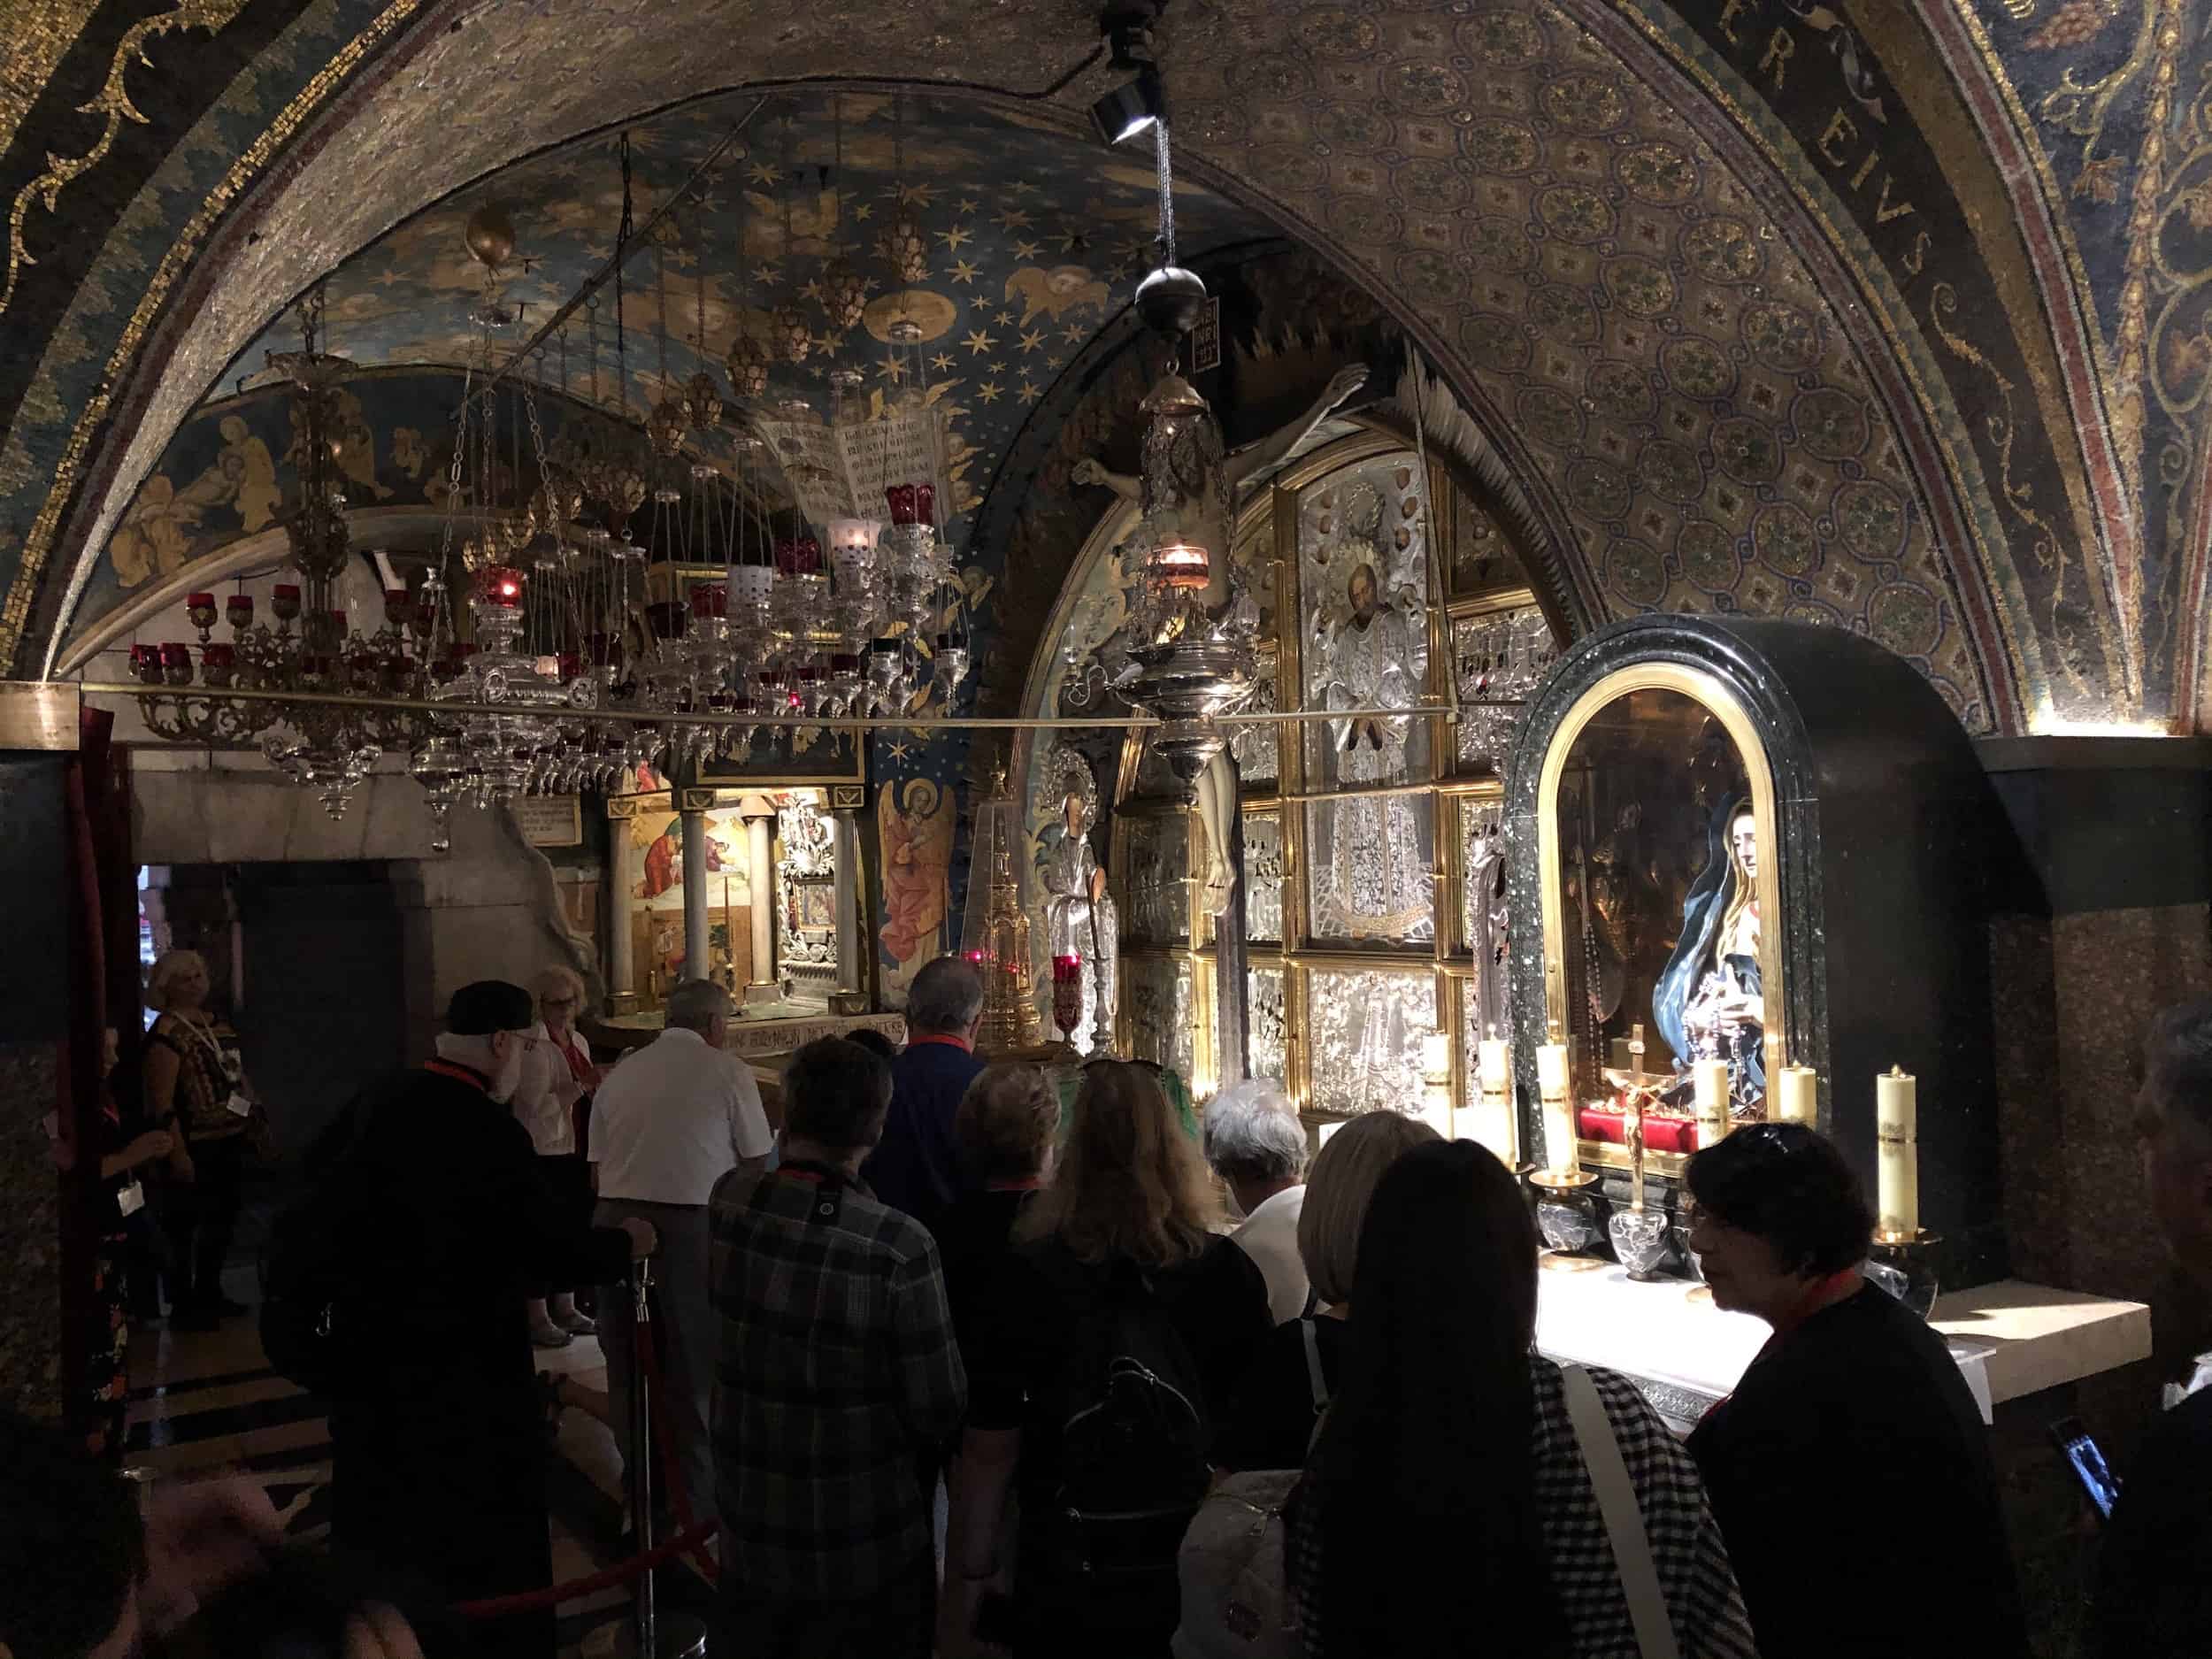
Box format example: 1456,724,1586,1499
1088,4,1166,146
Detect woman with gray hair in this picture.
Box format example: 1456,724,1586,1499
1204,1080,1311,1325
1214,1110,1439,1473
517,964,598,1348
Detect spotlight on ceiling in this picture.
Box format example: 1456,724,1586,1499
1089,4,1165,146
1090,67,1164,144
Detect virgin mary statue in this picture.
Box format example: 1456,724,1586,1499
1654,796,1764,1112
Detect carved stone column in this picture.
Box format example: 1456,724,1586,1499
829,783,869,1015
606,797,639,1014
680,792,713,994
739,794,780,1008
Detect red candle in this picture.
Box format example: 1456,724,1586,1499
202,643,235,668
271,584,301,622
1053,954,1081,985
226,594,254,626
689,582,728,618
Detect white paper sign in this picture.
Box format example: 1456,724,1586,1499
510,795,583,848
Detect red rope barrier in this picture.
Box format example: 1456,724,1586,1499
636,1301,721,1583
454,1289,719,1620
450,1517,716,1619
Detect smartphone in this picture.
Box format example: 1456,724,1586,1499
2048,1416,2119,1522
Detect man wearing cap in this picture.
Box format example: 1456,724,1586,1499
327,980,657,1659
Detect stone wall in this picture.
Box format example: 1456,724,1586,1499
131,749,598,1072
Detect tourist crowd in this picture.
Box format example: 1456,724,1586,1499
8,957,2212,1659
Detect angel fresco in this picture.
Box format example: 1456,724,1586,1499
221,417,280,532
879,778,956,995
1004,265,1109,326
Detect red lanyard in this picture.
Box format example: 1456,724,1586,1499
425,1058,489,1094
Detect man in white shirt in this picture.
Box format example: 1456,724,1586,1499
591,978,772,1528
1203,1081,1312,1325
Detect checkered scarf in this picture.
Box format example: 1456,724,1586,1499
1289,1357,1759,1657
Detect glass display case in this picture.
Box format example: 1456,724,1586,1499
1504,612,2008,1283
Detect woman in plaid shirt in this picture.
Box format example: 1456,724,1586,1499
1288,1142,1758,1658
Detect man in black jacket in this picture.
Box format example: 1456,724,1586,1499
2092,1004,2212,1658
327,980,652,1659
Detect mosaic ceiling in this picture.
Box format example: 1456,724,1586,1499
215,91,1274,532
6,0,2209,733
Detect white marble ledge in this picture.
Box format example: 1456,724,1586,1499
1533,1263,2150,1430
1929,1279,2152,1407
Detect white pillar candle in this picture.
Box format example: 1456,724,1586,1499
1776,1064,1817,1125
1877,1065,1919,1236
1537,1041,1577,1177
1467,1037,1516,1160
1692,1058,1730,1152
1419,1032,1452,1137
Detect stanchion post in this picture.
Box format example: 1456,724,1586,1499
631,1255,658,1656
618,1249,708,1659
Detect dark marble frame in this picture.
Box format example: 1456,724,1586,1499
1504,614,2008,1285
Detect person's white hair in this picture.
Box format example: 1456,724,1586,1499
533,964,586,1015
1202,1079,1308,1187
145,949,207,1012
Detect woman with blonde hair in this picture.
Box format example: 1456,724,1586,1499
942,1061,1270,1658
142,949,257,1331
1213,1110,1439,1473
517,964,598,1347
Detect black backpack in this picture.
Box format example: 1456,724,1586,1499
1038,1253,1215,1594
258,1081,387,1394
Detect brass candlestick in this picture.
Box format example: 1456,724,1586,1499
1606,1093,1672,1279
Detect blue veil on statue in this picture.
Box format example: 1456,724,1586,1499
1653,794,1764,1100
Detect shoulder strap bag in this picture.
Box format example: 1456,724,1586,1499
1560,1363,1681,1659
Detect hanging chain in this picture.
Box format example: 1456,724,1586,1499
588,296,601,405
1153,119,1178,269
1409,357,1460,730
616,131,634,415
654,235,670,393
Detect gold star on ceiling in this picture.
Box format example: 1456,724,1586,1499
936,225,973,252
931,352,955,372
1006,179,1040,197
1018,379,1041,401
978,381,1002,403
747,160,780,186
1061,323,1087,344
963,328,998,355
877,357,907,382
799,279,825,302
1046,354,1064,370
956,196,979,215
752,263,780,285
995,310,1016,326
851,202,873,221
987,360,1007,374
893,181,936,207
886,738,913,763
1018,328,1045,353
949,258,979,285
995,207,1033,231
1013,239,1042,261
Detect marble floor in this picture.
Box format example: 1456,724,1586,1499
123,1266,713,1657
